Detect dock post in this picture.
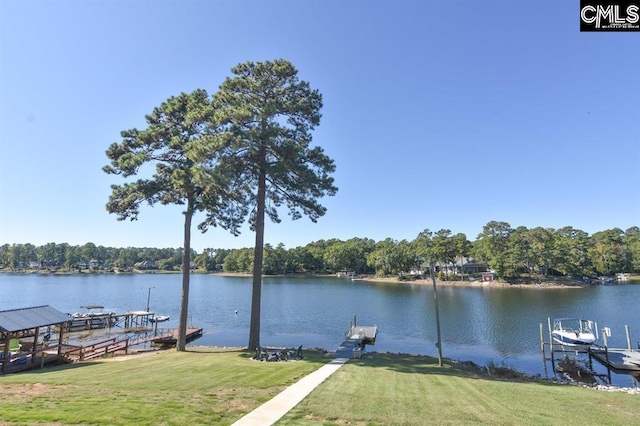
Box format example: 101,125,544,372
602,329,612,383
430,262,443,367
540,322,550,379
625,325,632,351
547,317,554,363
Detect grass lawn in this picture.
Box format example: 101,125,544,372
278,353,640,426
1,349,638,425
0,348,327,425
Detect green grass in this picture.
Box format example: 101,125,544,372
0,348,327,425
278,353,640,426
1,349,638,425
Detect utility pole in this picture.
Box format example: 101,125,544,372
146,286,155,312
430,261,443,366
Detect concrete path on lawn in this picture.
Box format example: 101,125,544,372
232,357,349,426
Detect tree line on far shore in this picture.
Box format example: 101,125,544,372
3,222,639,280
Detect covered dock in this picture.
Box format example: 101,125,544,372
63,306,155,332
1,305,71,374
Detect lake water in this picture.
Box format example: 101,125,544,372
1,273,639,387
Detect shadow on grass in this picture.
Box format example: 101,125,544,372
350,352,563,386
350,352,471,376
12,360,102,376
183,348,565,387
185,347,330,366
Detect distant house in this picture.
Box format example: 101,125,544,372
435,257,488,275
134,261,158,270
179,262,197,271
456,257,488,274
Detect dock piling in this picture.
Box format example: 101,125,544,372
547,317,554,363
601,327,612,382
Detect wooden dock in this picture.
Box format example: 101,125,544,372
61,337,129,362
589,348,640,371
152,327,203,346
2,337,131,373
335,316,377,358
1,349,66,374
62,311,155,333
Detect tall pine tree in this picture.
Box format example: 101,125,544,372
213,59,338,350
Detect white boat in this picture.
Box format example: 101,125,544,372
66,305,115,331
150,315,170,323
552,318,597,348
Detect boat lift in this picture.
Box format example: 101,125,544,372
540,318,640,385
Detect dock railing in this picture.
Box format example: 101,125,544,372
61,337,129,362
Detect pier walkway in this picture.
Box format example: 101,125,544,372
335,325,378,358
151,327,203,346
589,347,640,371
233,318,378,425
232,357,349,426
334,338,360,358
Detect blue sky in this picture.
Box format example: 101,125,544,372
1,0,638,252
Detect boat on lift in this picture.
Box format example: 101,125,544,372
552,318,597,348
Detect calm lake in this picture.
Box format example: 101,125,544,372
1,273,639,387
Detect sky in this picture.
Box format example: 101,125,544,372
1,0,638,252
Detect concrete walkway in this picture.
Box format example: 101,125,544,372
232,357,349,426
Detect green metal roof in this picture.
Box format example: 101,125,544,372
0,305,70,333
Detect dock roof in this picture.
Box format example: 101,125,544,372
0,305,70,333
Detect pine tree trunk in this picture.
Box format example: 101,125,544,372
249,146,267,351
177,197,193,352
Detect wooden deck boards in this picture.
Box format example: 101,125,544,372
335,325,378,358
334,338,360,358
347,326,377,343
1,353,65,374
152,327,203,345
590,348,640,371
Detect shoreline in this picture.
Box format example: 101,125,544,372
3,269,634,289
353,275,587,289
215,271,591,289
116,345,639,393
